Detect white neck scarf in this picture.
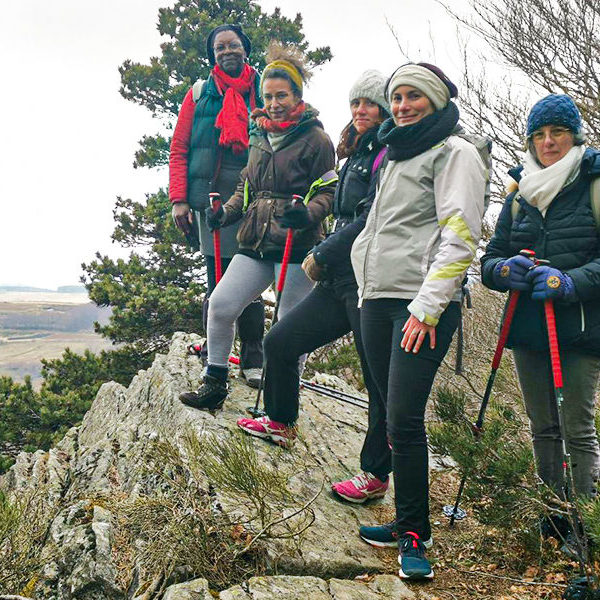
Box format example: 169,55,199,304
518,145,586,216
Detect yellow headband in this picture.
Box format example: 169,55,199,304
261,60,303,94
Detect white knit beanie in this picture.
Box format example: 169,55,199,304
387,64,450,110
348,69,390,114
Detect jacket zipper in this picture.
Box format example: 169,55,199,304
581,302,586,333
359,166,387,307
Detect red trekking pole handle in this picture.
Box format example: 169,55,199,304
209,193,222,283
544,300,564,389
490,248,536,368
276,195,304,293
528,255,563,388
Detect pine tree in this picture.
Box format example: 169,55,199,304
82,0,332,359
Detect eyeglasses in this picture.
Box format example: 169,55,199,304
531,127,572,142
213,41,243,53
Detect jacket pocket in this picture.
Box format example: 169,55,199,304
236,202,259,247
267,198,290,246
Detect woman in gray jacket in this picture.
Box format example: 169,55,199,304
351,63,490,580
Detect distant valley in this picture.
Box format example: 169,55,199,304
0,289,113,387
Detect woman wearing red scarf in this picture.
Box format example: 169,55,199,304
179,43,337,411
169,24,265,387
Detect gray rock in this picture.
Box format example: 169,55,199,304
248,575,330,599
330,575,416,599
219,584,251,599
1,332,398,595
32,500,124,600
162,578,212,599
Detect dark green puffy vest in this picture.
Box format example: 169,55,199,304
187,73,262,210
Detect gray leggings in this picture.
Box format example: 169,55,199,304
207,253,314,368
513,348,600,498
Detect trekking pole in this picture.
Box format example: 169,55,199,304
300,380,368,406
209,192,223,283
444,248,535,525
540,266,589,571
247,194,304,418
300,380,369,410
230,352,369,409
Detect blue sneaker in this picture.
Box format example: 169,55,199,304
398,531,434,580
359,521,432,549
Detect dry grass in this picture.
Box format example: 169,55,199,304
367,470,576,600
0,488,55,596
107,427,322,595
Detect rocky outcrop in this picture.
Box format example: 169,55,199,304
0,333,425,599
159,575,416,599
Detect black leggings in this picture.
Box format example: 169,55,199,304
360,298,460,539
263,282,391,480
202,255,264,369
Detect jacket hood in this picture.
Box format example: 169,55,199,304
453,126,493,171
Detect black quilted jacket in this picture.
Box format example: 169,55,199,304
481,148,600,354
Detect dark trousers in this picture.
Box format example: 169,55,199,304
360,298,460,540
263,282,391,481
202,255,264,369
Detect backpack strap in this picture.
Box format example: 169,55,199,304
304,170,339,204
455,276,472,375
510,192,522,221
591,176,600,231
242,178,251,212
371,147,388,176
192,78,207,103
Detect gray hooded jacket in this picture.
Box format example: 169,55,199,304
351,129,491,325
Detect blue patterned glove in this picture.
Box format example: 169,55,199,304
492,255,533,291
526,266,577,302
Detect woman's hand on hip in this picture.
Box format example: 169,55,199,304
302,253,327,281
401,314,436,354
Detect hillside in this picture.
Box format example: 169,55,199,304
0,292,113,385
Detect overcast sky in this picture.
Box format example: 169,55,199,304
1,0,477,289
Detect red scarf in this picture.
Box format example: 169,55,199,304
251,101,306,133
213,64,257,154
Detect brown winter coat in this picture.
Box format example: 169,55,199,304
222,108,336,262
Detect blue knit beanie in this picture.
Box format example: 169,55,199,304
526,94,582,137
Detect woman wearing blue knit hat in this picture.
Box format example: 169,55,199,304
481,94,600,553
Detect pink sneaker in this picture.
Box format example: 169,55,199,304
331,471,389,503
237,415,296,448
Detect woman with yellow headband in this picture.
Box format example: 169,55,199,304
179,42,336,411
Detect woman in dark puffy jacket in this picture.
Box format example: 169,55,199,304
179,43,336,411
481,94,600,549
236,71,392,503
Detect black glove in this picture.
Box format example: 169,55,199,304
184,211,200,251
205,204,225,231
277,202,311,229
